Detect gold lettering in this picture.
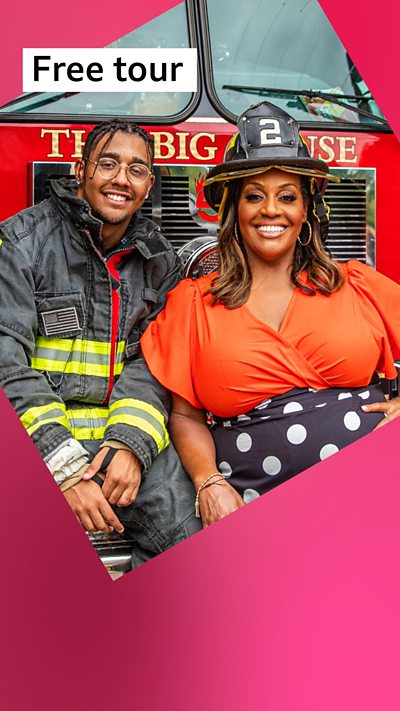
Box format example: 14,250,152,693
71,130,86,158
317,136,335,163
338,136,357,163
176,132,190,160
306,135,318,158
41,128,70,158
190,133,217,161
151,131,175,160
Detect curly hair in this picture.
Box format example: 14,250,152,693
81,118,154,179
209,177,344,308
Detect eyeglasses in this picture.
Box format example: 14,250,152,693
87,157,152,184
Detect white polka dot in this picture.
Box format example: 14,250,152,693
222,420,231,428
315,403,327,408
262,456,282,476
237,414,251,422
358,390,370,400
283,401,303,414
236,432,252,452
287,424,307,444
243,489,261,504
319,444,339,460
255,399,271,410
343,411,361,431
308,388,317,392
338,392,353,400
219,461,232,477
260,415,270,420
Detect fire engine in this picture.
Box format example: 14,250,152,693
1,0,398,575
1,0,399,278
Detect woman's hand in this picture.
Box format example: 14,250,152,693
362,397,400,429
198,479,245,527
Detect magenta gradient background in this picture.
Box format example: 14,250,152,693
1,1,400,709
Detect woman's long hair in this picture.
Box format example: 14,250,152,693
210,177,344,308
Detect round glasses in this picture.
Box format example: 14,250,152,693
88,157,152,184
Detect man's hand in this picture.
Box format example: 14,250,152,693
362,397,400,430
63,479,124,533
83,447,142,507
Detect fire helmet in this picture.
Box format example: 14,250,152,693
204,101,339,239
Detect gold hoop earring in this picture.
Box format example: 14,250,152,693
297,221,312,247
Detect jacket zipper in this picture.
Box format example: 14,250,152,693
104,248,133,404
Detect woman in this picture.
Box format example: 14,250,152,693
141,101,400,527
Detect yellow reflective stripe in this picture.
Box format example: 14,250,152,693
20,402,70,436
66,406,108,441
35,337,112,355
35,337,125,356
107,414,169,453
108,399,169,453
32,338,126,377
31,357,110,377
69,426,106,441
28,415,70,436
20,402,65,429
109,398,166,428
66,407,109,420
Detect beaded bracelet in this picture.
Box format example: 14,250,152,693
195,472,225,517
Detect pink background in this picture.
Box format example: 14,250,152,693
1,1,400,709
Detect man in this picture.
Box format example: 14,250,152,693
0,118,201,566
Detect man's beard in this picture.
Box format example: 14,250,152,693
91,206,128,226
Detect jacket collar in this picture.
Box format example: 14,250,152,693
50,177,170,259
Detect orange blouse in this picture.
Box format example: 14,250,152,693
141,261,400,418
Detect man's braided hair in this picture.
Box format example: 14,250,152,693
81,118,154,177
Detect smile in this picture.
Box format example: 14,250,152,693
256,225,286,234
104,193,129,203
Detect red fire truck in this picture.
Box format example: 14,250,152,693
1,0,399,279
1,0,398,574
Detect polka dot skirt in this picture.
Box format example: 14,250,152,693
210,381,386,501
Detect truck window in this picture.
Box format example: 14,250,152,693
203,0,385,125
0,2,194,120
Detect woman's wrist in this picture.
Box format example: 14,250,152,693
194,472,226,517
192,469,220,489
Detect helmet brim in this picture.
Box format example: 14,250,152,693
204,157,339,211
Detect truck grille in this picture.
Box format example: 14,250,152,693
141,174,211,247
324,179,368,262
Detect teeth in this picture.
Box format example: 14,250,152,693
258,225,285,233
106,193,127,202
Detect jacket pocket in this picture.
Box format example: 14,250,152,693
33,291,85,391
34,291,85,338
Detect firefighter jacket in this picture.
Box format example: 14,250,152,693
0,178,182,470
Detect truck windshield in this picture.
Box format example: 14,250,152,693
0,3,193,118
204,0,386,125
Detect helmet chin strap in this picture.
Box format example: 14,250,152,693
312,186,330,242
217,184,229,223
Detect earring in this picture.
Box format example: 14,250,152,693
145,193,150,199
297,221,312,247
234,223,239,240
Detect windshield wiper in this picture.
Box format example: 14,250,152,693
222,84,388,125
1,92,79,112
